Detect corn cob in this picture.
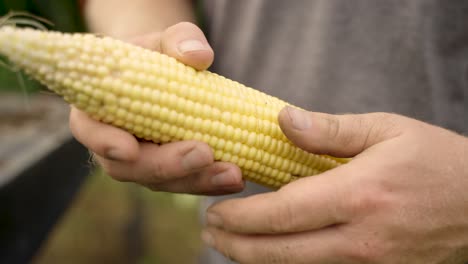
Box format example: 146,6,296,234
0,26,348,188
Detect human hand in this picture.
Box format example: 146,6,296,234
203,108,468,263
70,22,244,195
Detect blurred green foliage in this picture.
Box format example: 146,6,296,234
0,0,85,93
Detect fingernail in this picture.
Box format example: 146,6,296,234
201,230,215,247
211,170,236,187
105,148,125,161
286,106,311,130
206,212,223,227
182,148,210,170
177,39,207,54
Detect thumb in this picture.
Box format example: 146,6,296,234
160,22,214,70
128,22,214,71
278,107,402,157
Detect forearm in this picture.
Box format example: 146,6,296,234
83,0,195,38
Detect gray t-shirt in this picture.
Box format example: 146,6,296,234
199,0,468,262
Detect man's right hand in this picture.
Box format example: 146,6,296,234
69,22,244,195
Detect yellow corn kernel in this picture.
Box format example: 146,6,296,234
0,26,349,189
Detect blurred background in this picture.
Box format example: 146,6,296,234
0,1,203,263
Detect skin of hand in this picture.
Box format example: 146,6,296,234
203,108,468,263
84,0,196,39
69,22,244,195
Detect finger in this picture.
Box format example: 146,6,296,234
97,143,244,194
278,107,403,157
149,162,245,195
160,22,214,70
206,165,353,234
127,31,162,51
96,140,214,184
202,227,345,264
69,107,139,162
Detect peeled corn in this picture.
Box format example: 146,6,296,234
0,26,348,188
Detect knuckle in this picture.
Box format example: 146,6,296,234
94,144,111,158
324,112,404,154
229,243,271,264
75,133,112,158
347,187,390,216
260,254,289,264
185,140,213,158
165,21,201,36
245,236,296,264
128,32,161,50
345,238,387,263
267,197,295,233
174,21,198,29
349,191,377,215
368,112,402,138
150,160,170,181
371,112,398,122
324,116,354,148
173,21,201,33
178,175,201,194
215,231,293,264
96,155,138,183
216,237,240,263
101,162,128,182
261,245,292,264
324,116,341,141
